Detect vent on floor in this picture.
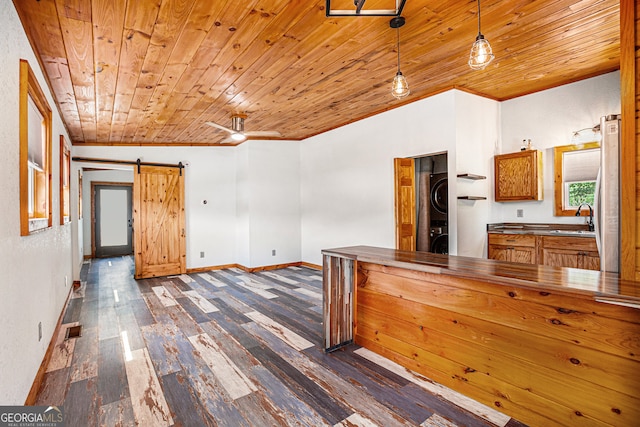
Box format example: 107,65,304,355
65,325,82,340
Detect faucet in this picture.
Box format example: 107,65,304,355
575,203,594,231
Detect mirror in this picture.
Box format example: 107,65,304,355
554,142,600,216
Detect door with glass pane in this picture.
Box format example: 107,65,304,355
94,184,133,257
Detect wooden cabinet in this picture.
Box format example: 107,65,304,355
488,232,600,271
488,233,537,264
494,150,543,201
540,236,600,270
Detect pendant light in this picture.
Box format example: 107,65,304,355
468,0,494,70
390,16,409,99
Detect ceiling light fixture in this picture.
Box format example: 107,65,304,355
205,114,281,143
230,132,247,142
325,0,407,17
390,16,409,99
468,0,494,70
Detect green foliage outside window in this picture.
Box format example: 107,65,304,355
568,181,596,207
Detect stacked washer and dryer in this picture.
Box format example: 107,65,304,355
415,153,448,254
428,172,448,254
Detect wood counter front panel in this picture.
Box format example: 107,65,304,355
322,255,355,351
354,262,640,427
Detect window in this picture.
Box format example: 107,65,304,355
565,180,596,208
554,143,600,216
20,59,52,235
60,135,71,224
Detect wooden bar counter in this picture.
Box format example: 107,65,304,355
321,246,640,427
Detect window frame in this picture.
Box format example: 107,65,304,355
553,141,600,216
60,135,71,225
20,59,52,235
78,170,83,220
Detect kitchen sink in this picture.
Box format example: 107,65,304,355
548,230,595,236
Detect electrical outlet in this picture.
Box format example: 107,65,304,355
272,249,276,256
516,209,524,218
65,275,68,287
38,322,42,342
200,251,205,258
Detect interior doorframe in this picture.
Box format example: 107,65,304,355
91,181,133,258
394,152,449,253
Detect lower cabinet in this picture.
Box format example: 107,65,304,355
540,236,600,270
488,234,537,264
488,233,600,271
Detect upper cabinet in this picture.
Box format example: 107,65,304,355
494,150,543,202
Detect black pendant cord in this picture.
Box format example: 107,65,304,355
477,0,482,36
389,16,406,74
396,27,401,73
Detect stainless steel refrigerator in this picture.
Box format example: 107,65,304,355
595,114,621,273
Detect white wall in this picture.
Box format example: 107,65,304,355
73,141,300,270
245,140,301,267
0,2,74,404
74,146,240,269
300,91,459,266
235,144,250,267
235,140,301,268
453,91,500,258
496,71,621,224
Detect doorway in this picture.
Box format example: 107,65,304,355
416,153,448,253
93,183,133,258
394,152,448,253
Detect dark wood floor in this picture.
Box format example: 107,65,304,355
35,256,527,426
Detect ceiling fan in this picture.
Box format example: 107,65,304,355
205,114,281,143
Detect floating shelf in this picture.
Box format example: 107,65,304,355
457,173,486,180
458,196,487,200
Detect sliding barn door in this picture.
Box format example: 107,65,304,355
133,165,186,279
394,158,416,251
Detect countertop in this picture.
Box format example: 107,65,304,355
321,245,640,306
487,222,595,237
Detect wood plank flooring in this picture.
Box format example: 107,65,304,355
35,257,528,427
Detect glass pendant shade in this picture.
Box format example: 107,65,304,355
392,71,410,99
468,34,494,70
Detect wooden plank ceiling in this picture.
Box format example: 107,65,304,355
13,0,620,146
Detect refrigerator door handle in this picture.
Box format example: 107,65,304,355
594,166,602,265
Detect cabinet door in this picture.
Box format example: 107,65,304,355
488,234,537,264
488,245,511,261
494,150,543,201
512,246,537,264
579,252,601,271
541,248,580,269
